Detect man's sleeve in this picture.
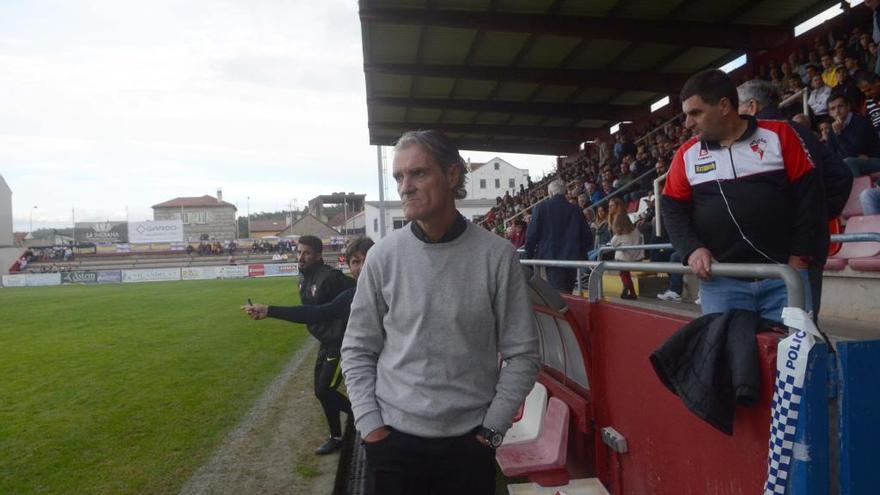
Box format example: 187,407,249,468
779,122,826,258
340,256,388,439
482,246,541,435
660,147,704,264
794,123,853,218
833,122,864,158
267,288,355,325
319,269,355,302
524,204,541,259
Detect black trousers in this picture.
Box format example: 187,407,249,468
363,427,496,495
314,348,351,438
546,267,577,293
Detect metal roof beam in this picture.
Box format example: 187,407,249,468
360,8,791,51
369,96,643,121
369,122,601,141
366,62,687,93
369,133,575,155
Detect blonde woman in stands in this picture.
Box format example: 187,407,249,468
608,197,626,227
610,210,645,300
587,205,610,261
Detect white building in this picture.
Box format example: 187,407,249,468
465,157,529,200
364,199,497,240
0,175,12,247
0,174,20,275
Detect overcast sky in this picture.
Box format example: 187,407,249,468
1,0,557,231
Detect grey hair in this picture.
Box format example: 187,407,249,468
548,179,566,196
394,130,468,200
737,79,780,111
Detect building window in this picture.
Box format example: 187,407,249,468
494,162,499,170
178,211,208,225
509,178,515,188
373,218,378,232
392,218,408,230
479,179,486,189
495,179,500,188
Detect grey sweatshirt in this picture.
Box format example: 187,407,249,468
341,221,540,439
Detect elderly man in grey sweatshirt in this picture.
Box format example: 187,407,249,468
341,130,540,495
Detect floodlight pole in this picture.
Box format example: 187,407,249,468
377,146,387,238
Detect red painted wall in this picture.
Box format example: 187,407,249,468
560,296,781,494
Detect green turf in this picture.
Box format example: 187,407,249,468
0,277,309,495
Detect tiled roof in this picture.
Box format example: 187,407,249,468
152,195,236,209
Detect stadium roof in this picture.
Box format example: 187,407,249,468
360,0,842,156
152,195,237,209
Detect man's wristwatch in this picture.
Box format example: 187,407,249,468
476,426,504,448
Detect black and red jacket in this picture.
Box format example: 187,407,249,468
661,116,826,265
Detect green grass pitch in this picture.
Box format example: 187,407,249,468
0,277,309,494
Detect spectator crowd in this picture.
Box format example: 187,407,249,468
483,7,880,285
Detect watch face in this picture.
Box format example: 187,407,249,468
490,432,503,447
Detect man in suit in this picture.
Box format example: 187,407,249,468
524,179,593,292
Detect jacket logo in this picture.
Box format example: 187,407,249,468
694,162,716,174
698,147,709,158
749,138,767,160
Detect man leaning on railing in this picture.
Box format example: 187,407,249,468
662,69,826,324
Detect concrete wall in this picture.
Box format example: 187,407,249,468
819,271,880,322
0,175,12,247
0,247,22,275
154,206,237,242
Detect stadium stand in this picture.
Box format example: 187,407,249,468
474,13,880,293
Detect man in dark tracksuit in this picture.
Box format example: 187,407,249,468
296,235,356,454
243,237,373,455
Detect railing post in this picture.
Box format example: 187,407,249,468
588,262,606,302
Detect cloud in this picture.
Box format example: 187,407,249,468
1,0,556,233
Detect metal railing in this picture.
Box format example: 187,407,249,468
831,232,880,243
653,172,667,237
597,243,673,258
594,233,880,259
521,232,880,310
587,261,805,309
520,259,806,310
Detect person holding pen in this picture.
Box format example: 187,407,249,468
242,236,373,455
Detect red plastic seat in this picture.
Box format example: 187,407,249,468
827,215,880,272
849,256,880,271
496,397,570,487
626,200,638,213
824,257,847,271
842,176,873,218
512,401,525,424
839,215,880,257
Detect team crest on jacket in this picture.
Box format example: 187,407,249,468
749,137,767,160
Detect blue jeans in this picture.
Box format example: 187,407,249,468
844,157,880,177
861,187,880,215
699,269,812,324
